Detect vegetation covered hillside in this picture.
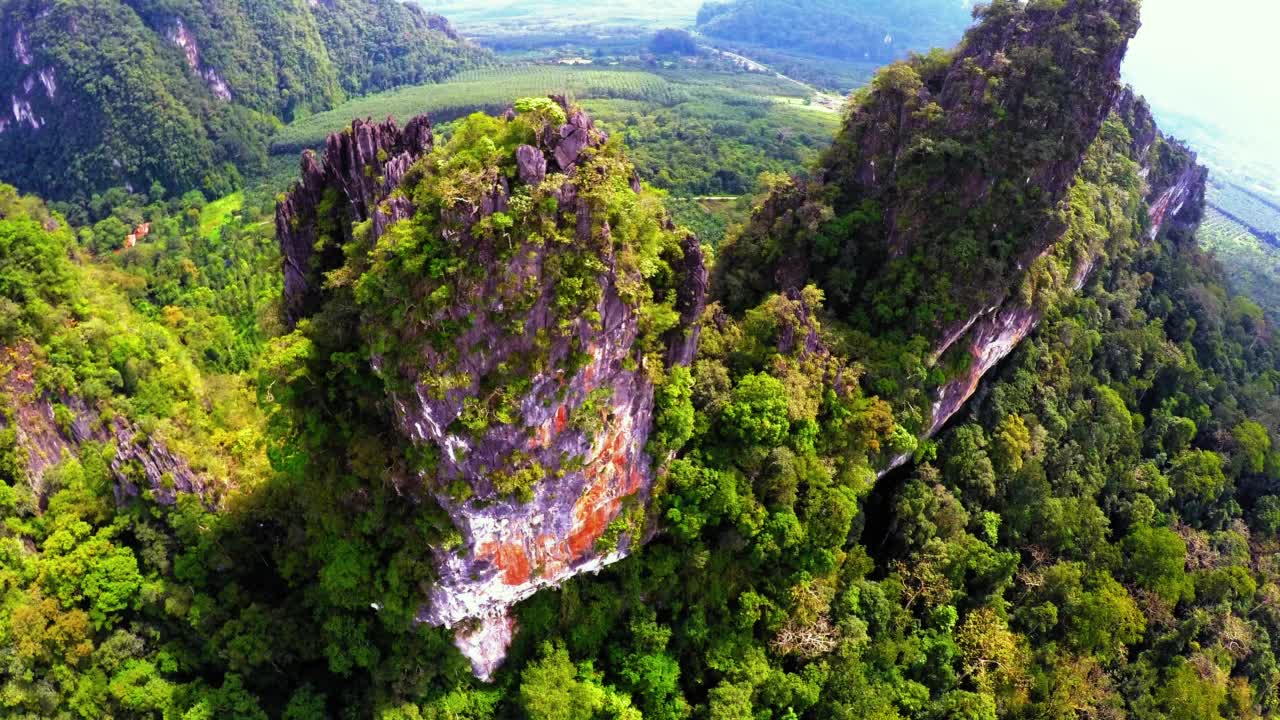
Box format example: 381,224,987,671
0,0,487,204
0,0,1279,718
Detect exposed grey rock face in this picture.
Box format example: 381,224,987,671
398,109,703,678
166,19,231,101
927,304,1043,438
552,110,599,171
1147,158,1205,240
409,270,659,677
0,345,206,505
1114,87,1158,158
515,144,546,185
665,233,709,367
1,27,53,135
13,28,31,65
276,114,434,326
168,19,200,72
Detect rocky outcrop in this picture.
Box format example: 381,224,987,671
1,27,52,135
279,103,706,679
713,1,1167,472
927,305,1041,437
664,233,709,367
515,144,546,185
895,96,1207,467
1147,154,1206,239
718,0,1143,325
168,19,200,72
842,0,1137,309
0,345,206,505
423,11,466,43
13,28,31,65
400,107,702,678
1114,87,1158,159
1118,89,1207,239
551,109,598,171
276,115,434,325
411,268,659,677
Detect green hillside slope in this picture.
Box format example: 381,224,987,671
0,0,488,203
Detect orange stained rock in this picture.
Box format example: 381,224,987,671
488,541,533,586
568,498,617,560
603,430,620,453
578,467,610,514
554,404,568,433
567,438,647,560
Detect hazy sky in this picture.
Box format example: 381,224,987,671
1123,0,1280,147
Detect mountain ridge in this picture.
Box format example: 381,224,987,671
0,0,488,203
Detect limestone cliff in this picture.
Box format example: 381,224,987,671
277,101,706,678
710,0,1205,470
917,90,1206,450
277,114,434,326
717,0,1143,326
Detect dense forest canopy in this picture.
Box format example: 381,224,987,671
0,0,1277,718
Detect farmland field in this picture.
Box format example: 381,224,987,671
419,0,700,34
1207,178,1280,241
198,192,244,240
585,94,837,194
1198,206,1280,319
270,67,676,155
267,65,841,238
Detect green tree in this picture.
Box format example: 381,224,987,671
991,414,1031,475
519,642,640,720
1123,525,1192,606
1232,420,1271,476
1156,660,1226,720
721,373,791,446
1168,450,1229,523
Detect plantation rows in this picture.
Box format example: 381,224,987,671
1207,179,1280,238
1198,206,1280,318
1200,207,1260,245
270,67,676,155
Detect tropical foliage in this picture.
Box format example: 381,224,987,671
0,1,1278,718
0,0,488,203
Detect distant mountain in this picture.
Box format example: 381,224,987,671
696,0,974,63
0,0,488,203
